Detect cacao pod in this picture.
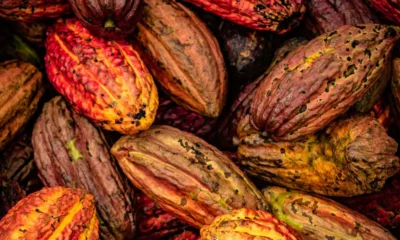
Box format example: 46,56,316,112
0,176,25,219
200,208,302,240
111,125,267,228
216,37,308,150
134,0,227,117
11,21,50,46
0,0,70,22
68,0,142,39
238,114,400,196
371,99,393,131
251,24,400,141
263,186,396,240
365,0,400,25
338,174,400,238
391,58,400,129
32,96,136,239
0,60,44,151
0,186,99,239
45,18,158,135
180,0,306,33
171,229,199,240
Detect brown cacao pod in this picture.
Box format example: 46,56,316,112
0,176,25,219
111,125,267,228
45,18,158,135
0,186,99,239
135,0,227,117
391,58,400,129
216,37,308,150
263,186,396,240
238,114,400,197
180,0,306,33
11,21,50,46
365,0,400,25
0,60,44,151
68,0,143,39
251,24,400,141
32,96,136,239
200,208,302,240
0,0,70,22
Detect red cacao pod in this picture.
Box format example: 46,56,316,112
365,0,400,25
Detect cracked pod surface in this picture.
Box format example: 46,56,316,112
0,186,99,240
45,18,158,135
111,125,267,228
32,96,136,239
238,114,400,197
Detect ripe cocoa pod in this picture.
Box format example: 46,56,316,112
0,0,70,22
0,186,99,239
0,176,25,219
365,0,400,25
135,0,227,117
32,96,136,239
0,60,44,151
45,18,158,135
263,186,396,240
200,208,301,240
238,114,400,197
251,24,400,141
111,125,267,227
180,0,306,33
216,37,308,150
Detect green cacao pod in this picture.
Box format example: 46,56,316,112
238,114,400,197
135,0,227,117
45,18,158,135
32,96,136,239
264,186,396,240
111,125,267,228
0,60,44,151
365,0,400,25
251,24,400,141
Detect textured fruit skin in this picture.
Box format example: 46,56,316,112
0,0,70,22
111,125,267,228
200,208,302,240
45,18,158,135
238,114,400,196
366,0,400,25
68,0,142,39
391,58,400,129
0,132,43,194
216,38,308,150
0,186,99,239
251,24,400,141
263,186,396,240
156,93,217,138
0,176,25,219
181,0,306,33
171,230,199,240
0,60,44,151
135,0,227,117
338,174,400,238
12,21,50,46
371,99,393,131
32,96,136,239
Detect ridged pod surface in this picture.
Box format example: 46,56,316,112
251,24,400,141
45,18,158,135
32,96,136,239
0,0,70,22
135,0,227,117
200,208,302,240
366,0,400,25
181,0,306,33
111,125,267,227
263,186,396,240
0,60,43,151
238,115,400,196
0,186,99,239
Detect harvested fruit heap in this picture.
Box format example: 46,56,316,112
2,0,400,240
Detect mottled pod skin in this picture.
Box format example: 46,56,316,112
135,0,227,117
32,96,136,239
0,0,70,22
0,60,44,151
251,24,400,141
366,0,400,25
200,208,302,240
238,115,400,196
45,18,158,135
181,0,306,33
111,125,267,228
263,186,396,240
0,186,99,240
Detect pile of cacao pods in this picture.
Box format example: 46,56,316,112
1,0,400,239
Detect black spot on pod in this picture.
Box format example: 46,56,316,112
180,198,187,206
